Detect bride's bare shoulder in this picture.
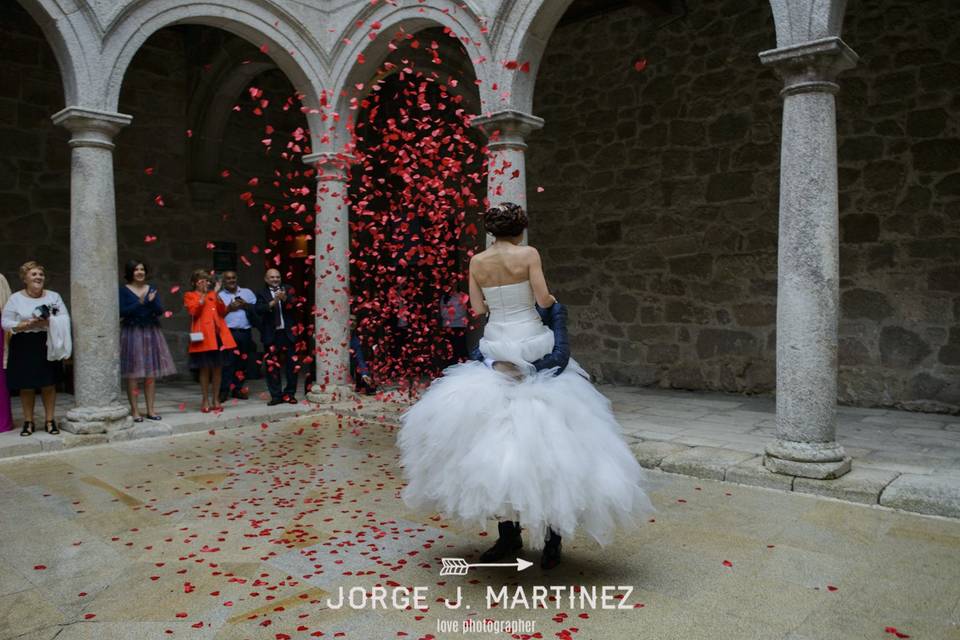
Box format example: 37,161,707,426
469,249,490,266
518,245,541,261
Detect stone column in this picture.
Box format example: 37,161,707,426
303,151,354,403
760,38,858,479
472,110,543,243
51,107,133,434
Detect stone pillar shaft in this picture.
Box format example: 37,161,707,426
304,152,353,402
52,107,133,434
472,110,544,243
761,38,858,479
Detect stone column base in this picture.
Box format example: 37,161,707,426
306,384,356,404
63,404,132,435
764,439,852,479
764,455,852,479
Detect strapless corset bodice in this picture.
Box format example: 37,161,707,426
479,281,553,368
481,280,542,325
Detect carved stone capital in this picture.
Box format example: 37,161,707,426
471,110,544,150
304,151,354,182
760,37,858,96
52,107,132,150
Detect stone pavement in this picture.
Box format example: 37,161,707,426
0,380,310,459
601,386,960,519
3,382,959,519
0,413,958,640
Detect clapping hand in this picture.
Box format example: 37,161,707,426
229,298,245,311
147,289,157,302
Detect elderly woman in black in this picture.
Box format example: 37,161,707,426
119,259,175,422
1,261,69,436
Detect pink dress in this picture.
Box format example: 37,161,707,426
0,335,13,432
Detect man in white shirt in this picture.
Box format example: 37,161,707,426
217,271,258,402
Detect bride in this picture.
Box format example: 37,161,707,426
397,202,655,569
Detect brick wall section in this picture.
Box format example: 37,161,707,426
527,0,960,411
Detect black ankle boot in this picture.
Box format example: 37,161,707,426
480,521,523,562
541,528,562,570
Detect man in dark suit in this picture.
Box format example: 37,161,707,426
255,268,300,405
470,300,571,570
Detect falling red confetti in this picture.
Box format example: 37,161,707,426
722,560,733,567
634,58,648,72
144,235,158,243
885,628,911,639
153,195,165,207
33,565,46,570
346,43,487,391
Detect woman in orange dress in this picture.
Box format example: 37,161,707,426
183,269,236,412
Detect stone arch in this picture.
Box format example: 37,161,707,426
185,36,277,198
13,0,93,106
327,0,494,149
99,0,328,133
490,0,576,115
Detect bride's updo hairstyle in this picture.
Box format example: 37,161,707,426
483,202,527,238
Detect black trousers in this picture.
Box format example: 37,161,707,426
445,328,468,368
220,328,255,395
264,332,298,400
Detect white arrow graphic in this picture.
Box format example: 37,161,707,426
440,557,533,576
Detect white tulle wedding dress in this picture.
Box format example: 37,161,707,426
398,281,655,549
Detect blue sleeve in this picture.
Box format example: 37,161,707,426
148,289,164,316
531,303,570,375
119,287,139,318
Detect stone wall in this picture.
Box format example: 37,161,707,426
527,0,960,411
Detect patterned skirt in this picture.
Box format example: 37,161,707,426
120,325,176,379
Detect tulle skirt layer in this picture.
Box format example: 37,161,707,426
397,361,655,549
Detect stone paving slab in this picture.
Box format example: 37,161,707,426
630,440,690,468
725,456,795,491
660,446,757,480
793,466,901,506
880,473,960,518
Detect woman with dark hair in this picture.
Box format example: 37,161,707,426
183,269,235,412
120,259,175,422
1,261,69,436
397,203,654,570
